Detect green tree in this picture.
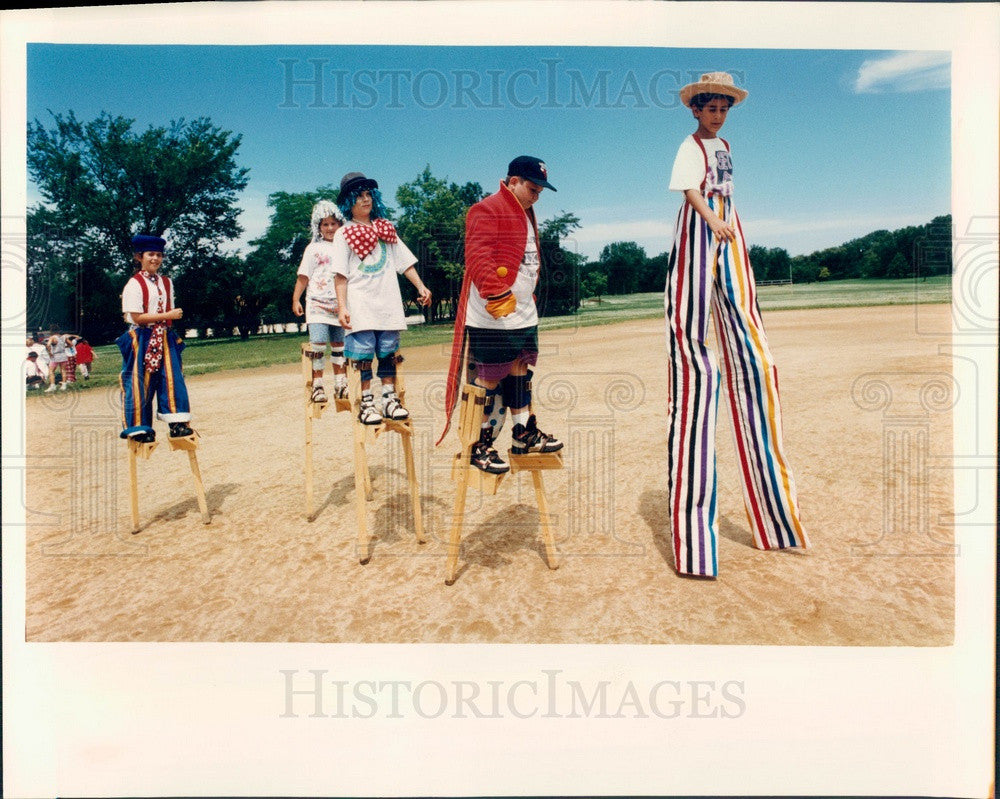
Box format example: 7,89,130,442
236,187,341,338
537,212,584,317
914,215,952,278
580,267,608,301
28,111,248,267
885,251,911,279
395,166,484,323
639,251,670,292
791,254,820,283
27,111,249,339
599,241,647,295
848,229,894,278
749,245,792,283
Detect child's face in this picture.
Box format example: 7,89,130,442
319,216,341,241
136,251,163,273
351,190,373,220
692,98,732,137
507,176,544,210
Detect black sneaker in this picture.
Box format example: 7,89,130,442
510,414,563,455
169,422,193,438
470,441,510,474
130,430,156,444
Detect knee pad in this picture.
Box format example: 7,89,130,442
375,354,397,380
482,384,506,436
501,371,532,411
306,346,326,362
351,359,373,381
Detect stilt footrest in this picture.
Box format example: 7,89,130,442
167,432,200,452
508,451,564,473
451,455,506,495
127,440,158,459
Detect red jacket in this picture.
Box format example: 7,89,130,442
437,181,542,445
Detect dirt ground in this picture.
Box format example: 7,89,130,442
23,304,955,645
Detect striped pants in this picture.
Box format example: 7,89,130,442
116,326,192,436
664,194,808,577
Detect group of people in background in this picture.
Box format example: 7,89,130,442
24,328,94,392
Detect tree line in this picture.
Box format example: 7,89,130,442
26,112,951,345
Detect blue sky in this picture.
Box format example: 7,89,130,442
26,44,950,261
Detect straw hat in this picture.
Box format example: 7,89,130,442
679,72,748,107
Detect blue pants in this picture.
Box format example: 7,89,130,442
117,326,191,437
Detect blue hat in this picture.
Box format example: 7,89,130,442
131,234,166,253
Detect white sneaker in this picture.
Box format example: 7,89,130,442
45,384,57,393
358,394,382,425
60,382,68,390
382,393,409,420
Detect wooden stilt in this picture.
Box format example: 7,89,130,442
125,437,158,534
445,384,562,584
401,424,426,544
128,444,140,533
446,384,506,584
301,342,322,519
347,354,424,564
168,433,211,524
530,468,559,569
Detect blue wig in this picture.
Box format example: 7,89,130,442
337,187,390,222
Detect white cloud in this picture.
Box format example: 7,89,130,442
565,218,674,261
572,218,673,244
229,190,274,254
854,51,950,94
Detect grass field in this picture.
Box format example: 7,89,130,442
34,276,951,394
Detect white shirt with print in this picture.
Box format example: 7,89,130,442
668,135,735,197
331,222,418,331
297,239,340,325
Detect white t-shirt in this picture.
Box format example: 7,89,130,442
121,271,174,326
28,343,50,374
25,358,45,380
668,135,734,197
26,347,49,377
331,222,418,331
297,239,340,325
465,223,540,330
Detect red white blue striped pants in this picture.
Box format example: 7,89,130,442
664,193,808,577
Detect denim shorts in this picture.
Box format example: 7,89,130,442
344,329,401,361
308,322,345,346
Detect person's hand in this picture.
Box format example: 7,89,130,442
166,308,183,321
338,307,351,330
708,216,736,242
292,299,304,317
416,286,432,307
486,293,516,319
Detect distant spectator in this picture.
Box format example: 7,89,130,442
74,338,95,379
45,326,69,392
25,352,46,390
63,334,79,386
26,336,50,378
